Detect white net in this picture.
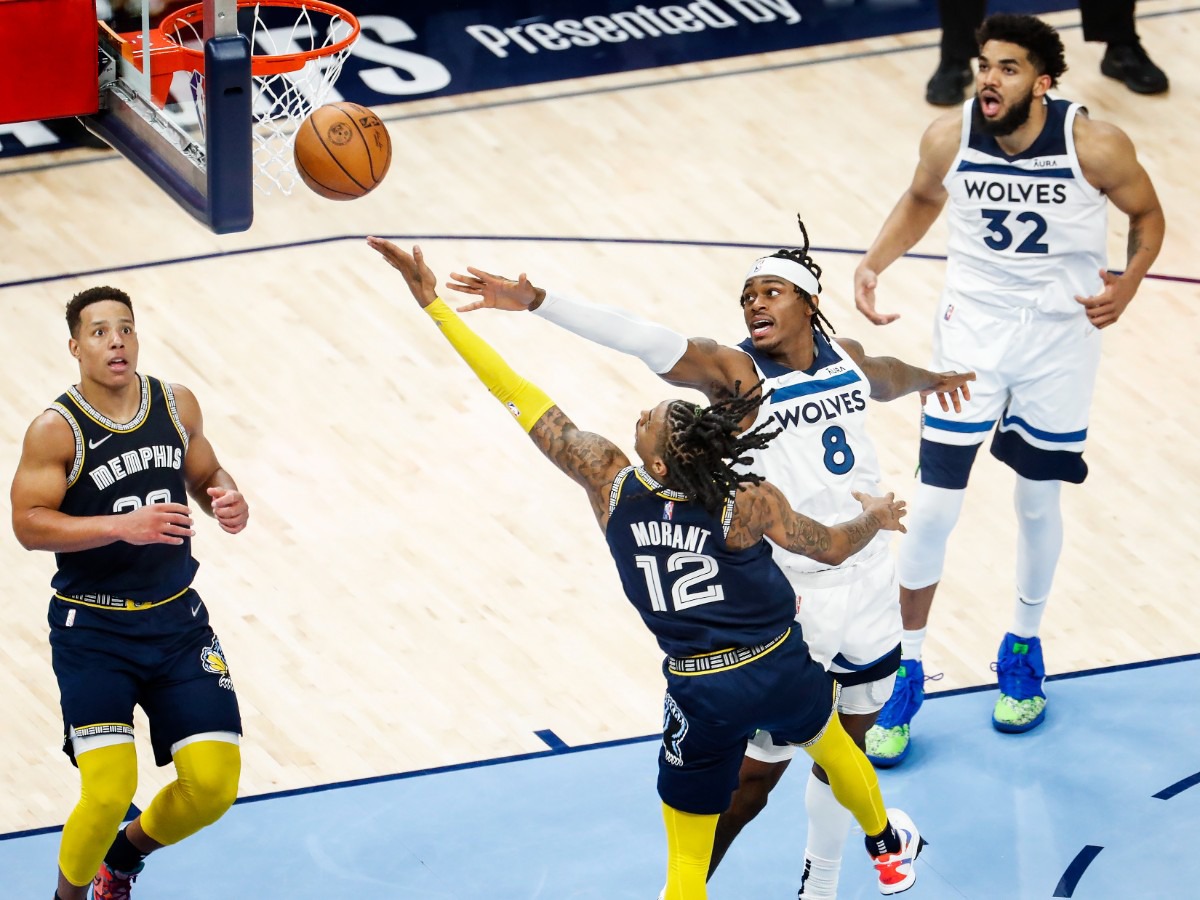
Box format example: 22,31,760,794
162,2,358,194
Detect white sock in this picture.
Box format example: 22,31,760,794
900,627,927,661
801,773,852,898
1011,593,1047,639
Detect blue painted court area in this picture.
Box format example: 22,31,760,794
3,657,1196,898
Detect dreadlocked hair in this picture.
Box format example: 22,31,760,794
768,214,836,342
661,381,782,518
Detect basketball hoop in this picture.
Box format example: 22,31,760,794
121,0,362,195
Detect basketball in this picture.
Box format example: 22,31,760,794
293,102,392,200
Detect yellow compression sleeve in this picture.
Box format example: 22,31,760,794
803,712,888,837
140,740,241,846
424,298,556,434
59,742,139,887
662,803,717,899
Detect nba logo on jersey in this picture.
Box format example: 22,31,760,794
944,304,955,321
662,501,674,520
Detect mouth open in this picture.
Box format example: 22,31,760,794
750,317,774,339
108,356,128,371
979,91,1002,117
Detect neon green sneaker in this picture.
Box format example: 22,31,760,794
865,660,937,767
991,633,1047,733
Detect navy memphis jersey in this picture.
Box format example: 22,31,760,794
49,374,199,604
605,466,796,658
737,333,887,574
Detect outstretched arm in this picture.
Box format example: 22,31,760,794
368,238,630,526
853,112,958,325
445,266,756,403
1074,118,1165,329
835,337,976,411
729,481,906,565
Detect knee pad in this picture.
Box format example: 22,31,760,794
59,742,138,887
1013,476,1062,525
141,741,241,845
897,482,967,589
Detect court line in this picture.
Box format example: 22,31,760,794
2,4,1196,180
1153,770,1200,800
1053,845,1104,898
0,233,1196,293
2,651,1195,844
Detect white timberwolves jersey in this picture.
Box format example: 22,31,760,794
738,334,887,575
944,97,1107,317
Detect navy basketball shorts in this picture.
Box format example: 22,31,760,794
48,589,242,767
658,628,835,815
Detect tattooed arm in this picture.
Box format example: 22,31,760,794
526,407,631,528
368,237,629,530
727,480,907,565
836,336,975,412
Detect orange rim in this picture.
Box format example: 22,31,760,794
157,0,361,75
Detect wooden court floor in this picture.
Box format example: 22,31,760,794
1,2,1197,837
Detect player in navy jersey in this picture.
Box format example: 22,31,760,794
10,286,249,900
369,237,926,898
854,13,1164,763
442,220,972,898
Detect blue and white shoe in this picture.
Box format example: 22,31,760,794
992,633,1047,733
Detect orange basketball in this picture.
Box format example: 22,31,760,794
293,102,392,200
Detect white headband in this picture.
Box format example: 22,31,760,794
744,256,821,296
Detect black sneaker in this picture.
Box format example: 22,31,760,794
925,58,972,107
1100,41,1169,95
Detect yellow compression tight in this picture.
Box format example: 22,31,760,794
424,298,556,433
662,803,718,900
59,742,139,887
804,712,887,838
140,740,241,846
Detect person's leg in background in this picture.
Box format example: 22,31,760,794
1082,0,1168,94
926,0,987,106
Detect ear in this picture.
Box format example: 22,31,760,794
649,456,669,480
1033,73,1052,98
68,337,80,359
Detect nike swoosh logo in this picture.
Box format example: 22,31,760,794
191,601,203,616
88,434,113,449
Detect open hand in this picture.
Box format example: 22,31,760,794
118,502,194,545
853,265,900,325
367,237,438,308
921,371,976,413
446,266,542,313
852,490,907,533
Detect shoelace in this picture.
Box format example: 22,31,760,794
94,867,137,900
991,651,1040,695
877,670,943,727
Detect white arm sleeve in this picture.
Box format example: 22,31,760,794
531,291,688,374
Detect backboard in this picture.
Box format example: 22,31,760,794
0,0,360,234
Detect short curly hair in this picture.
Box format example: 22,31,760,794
977,14,1068,87
66,286,133,337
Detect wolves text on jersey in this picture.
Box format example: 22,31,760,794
772,389,866,430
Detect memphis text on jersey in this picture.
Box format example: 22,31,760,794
87,444,183,490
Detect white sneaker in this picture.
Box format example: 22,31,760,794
866,808,924,895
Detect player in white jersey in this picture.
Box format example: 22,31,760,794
444,220,974,899
854,13,1164,765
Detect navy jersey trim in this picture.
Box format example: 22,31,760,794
737,330,841,380
955,161,1073,178
967,97,1073,161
